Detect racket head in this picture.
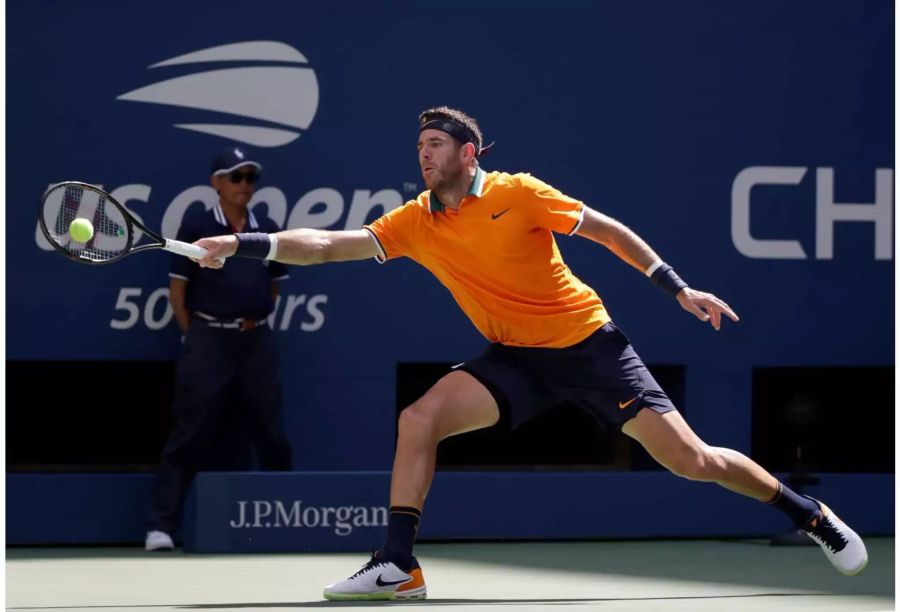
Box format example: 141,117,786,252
39,181,137,264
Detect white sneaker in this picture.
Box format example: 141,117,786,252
144,530,174,552
323,550,426,601
802,496,868,575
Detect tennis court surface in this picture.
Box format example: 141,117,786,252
7,538,894,611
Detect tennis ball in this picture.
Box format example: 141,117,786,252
69,218,94,242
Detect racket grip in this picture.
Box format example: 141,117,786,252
164,239,226,263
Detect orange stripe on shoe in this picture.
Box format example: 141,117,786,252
397,568,425,592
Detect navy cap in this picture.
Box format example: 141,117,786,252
210,146,263,176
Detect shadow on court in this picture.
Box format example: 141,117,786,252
1,594,846,610
7,539,895,600
179,593,843,608
415,538,894,599
6,538,893,611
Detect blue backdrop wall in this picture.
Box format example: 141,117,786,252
7,0,893,478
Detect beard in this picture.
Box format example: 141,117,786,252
425,164,465,193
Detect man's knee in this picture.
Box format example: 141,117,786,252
667,446,721,481
397,398,444,443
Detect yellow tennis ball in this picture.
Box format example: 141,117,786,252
69,218,94,242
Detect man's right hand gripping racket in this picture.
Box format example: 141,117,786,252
39,181,224,265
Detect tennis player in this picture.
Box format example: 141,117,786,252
194,107,868,600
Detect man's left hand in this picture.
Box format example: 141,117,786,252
676,288,740,331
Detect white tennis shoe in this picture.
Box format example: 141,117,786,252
323,550,426,601
144,530,174,552
802,497,868,575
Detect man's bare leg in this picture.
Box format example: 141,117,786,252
379,370,499,572
622,407,868,575
621,408,778,499
390,370,500,508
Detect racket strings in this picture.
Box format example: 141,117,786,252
43,184,130,262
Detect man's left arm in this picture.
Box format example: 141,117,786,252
575,206,739,331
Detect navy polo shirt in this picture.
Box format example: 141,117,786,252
169,203,289,320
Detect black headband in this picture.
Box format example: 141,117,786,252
420,118,494,157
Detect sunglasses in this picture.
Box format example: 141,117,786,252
228,170,260,185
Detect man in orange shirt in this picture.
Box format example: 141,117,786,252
195,107,867,600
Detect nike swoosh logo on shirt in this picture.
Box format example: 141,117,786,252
619,396,639,410
491,208,510,220
375,574,411,587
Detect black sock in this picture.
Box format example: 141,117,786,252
765,482,819,527
383,506,420,571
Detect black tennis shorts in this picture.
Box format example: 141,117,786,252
455,322,676,431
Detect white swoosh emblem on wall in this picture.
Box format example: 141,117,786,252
150,40,308,67
118,42,318,147
174,124,301,147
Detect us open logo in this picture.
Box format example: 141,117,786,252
118,40,318,147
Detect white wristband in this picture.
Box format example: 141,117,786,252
266,234,278,260
645,259,664,277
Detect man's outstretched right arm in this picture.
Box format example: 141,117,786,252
193,229,379,269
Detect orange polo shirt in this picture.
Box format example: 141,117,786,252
364,168,610,348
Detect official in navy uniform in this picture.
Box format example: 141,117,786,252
145,146,293,551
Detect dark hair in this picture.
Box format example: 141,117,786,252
418,106,483,151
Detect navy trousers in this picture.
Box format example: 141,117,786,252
147,319,292,534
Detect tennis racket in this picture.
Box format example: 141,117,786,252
39,181,222,265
